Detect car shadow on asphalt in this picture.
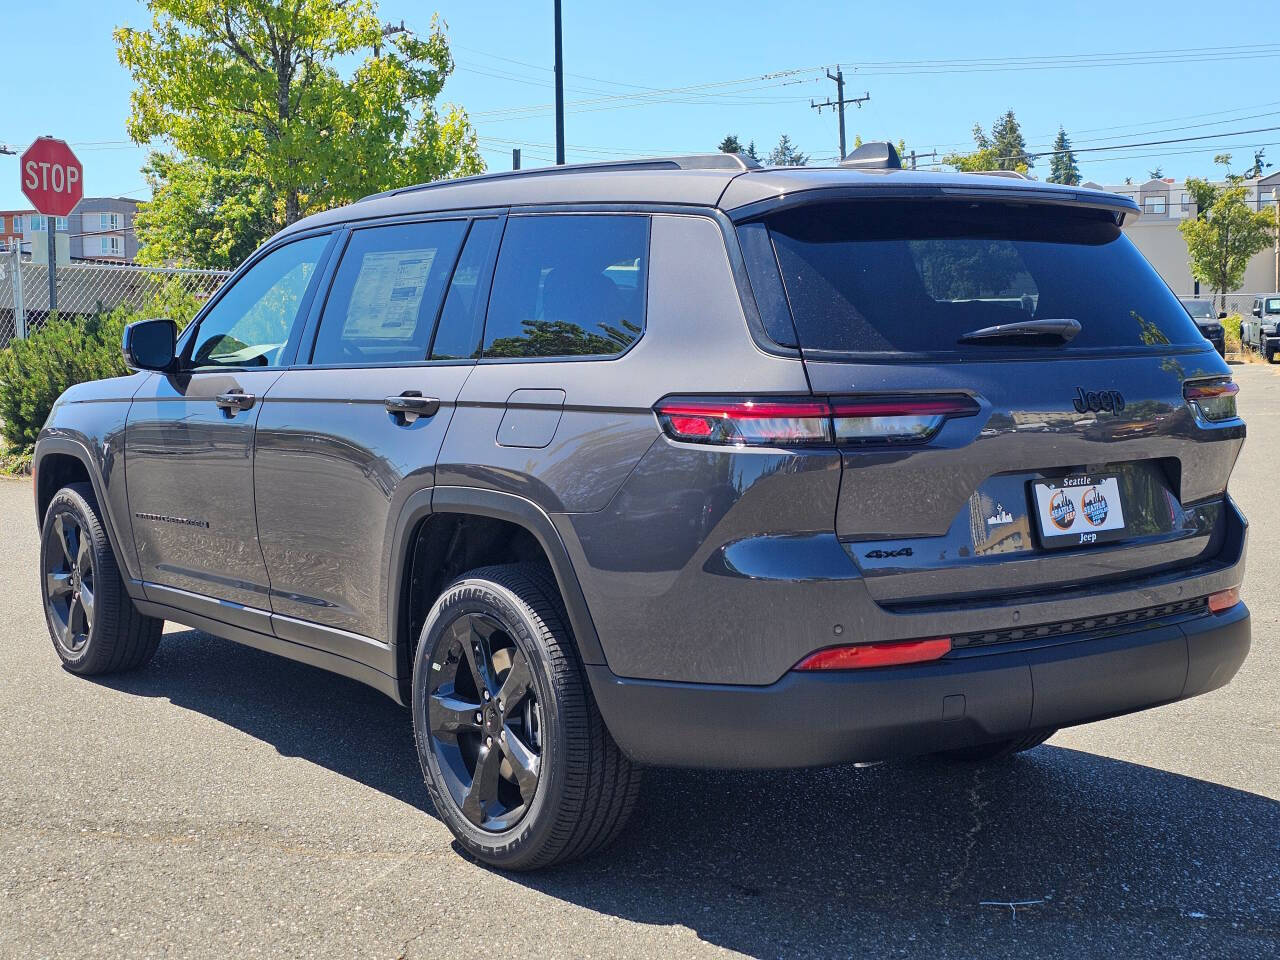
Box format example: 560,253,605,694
93,628,1279,959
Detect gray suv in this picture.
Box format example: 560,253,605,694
32,144,1250,870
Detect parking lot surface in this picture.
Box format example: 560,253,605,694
1,364,1277,960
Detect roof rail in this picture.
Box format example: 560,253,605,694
359,152,761,202
839,141,902,170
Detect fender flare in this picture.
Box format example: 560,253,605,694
32,436,139,586
385,484,607,696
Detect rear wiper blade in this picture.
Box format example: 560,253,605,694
958,318,1082,345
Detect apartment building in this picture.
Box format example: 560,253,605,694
1089,171,1280,296
0,210,66,253
68,197,139,262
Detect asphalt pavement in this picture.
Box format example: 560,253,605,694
0,364,1276,959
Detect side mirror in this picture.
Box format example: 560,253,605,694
123,318,177,372
1252,307,1262,317
1218,312,1228,320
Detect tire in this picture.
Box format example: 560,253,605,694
1268,346,1277,364
412,563,641,870
39,483,163,675
931,728,1057,763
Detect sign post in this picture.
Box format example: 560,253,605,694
19,137,84,314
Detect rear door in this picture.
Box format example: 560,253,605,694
253,215,501,647
746,198,1243,606
126,233,333,615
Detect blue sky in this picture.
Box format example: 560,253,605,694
3,1,1279,209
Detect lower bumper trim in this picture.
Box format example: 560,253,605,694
588,603,1249,769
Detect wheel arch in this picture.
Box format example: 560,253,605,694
387,485,606,705
32,438,136,586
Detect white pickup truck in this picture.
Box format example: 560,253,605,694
1242,295,1280,362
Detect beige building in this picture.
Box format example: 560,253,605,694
1086,172,1280,302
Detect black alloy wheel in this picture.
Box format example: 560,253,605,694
426,612,543,832
412,564,642,870
44,510,96,655
39,483,163,675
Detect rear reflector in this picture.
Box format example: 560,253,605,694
655,395,978,447
1208,586,1240,614
794,637,952,671
1184,378,1239,422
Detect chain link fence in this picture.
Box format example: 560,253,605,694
0,248,230,349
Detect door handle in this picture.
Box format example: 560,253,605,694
215,389,257,413
385,392,440,424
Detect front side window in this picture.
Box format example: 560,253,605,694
310,220,467,366
483,214,648,358
187,234,329,369
763,200,1204,356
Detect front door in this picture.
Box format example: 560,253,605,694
254,216,501,646
125,233,333,615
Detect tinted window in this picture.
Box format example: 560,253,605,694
430,218,500,360
483,215,648,358
1266,298,1280,314
764,201,1204,355
188,235,328,368
310,220,466,365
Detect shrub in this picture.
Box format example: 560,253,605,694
1222,313,1242,354
0,286,202,457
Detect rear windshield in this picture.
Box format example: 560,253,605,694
760,200,1204,356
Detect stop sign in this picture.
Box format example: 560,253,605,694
20,137,83,218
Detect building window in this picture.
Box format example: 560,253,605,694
28,214,43,232
99,212,122,231
100,236,122,256
1144,196,1167,214
1261,190,1275,207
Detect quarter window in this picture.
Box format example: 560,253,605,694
310,220,467,366
187,235,329,369
482,214,648,358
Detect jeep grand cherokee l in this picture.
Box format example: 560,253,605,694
32,143,1249,870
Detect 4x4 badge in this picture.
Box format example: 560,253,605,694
865,547,913,559
1072,386,1125,414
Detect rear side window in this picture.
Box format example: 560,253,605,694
761,201,1205,356
430,218,500,360
311,220,466,365
483,214,648,358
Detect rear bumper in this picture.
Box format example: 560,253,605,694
588,602,1250,768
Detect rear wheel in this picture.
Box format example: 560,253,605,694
412,563,641,870
932,729,1057,763
39,483,163,675
1268,345,1277,364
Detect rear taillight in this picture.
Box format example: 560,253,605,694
655,395,978,447
794,637,953,670
1208,586,1240,614
831,396,980,444
1185,378,1239,422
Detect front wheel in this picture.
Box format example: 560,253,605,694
39,483,163,674
412,563,641,870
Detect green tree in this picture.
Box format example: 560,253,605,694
1183,176,1219,220
1047,127,1080,185
1179,185,1276,310
766,134,808,166
115,1,483,229
718,134,743,154
990,110,1032,170
945,112,1030,173
744,140,760,162
1148,166,1164,180
135,152,274,268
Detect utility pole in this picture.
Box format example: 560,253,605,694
810,67,868,161
553,0,565,165
904,149,938,171
513,148,522,170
